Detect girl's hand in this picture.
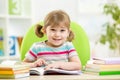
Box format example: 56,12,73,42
31,58,46,67
45,62,61,70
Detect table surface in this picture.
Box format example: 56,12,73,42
0,74,120,80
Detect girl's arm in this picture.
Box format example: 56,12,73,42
23,58,46,68
45,56,82,70
23,58,37,67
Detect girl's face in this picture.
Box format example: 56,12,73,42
44,25,69,47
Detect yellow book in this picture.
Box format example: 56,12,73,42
0,71,14,74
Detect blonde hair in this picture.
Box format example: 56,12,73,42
35,10,74,42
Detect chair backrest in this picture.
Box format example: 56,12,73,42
20,22,90,66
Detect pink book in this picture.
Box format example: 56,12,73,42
93,57,120,64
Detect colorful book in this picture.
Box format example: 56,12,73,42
8,36,23,57
0,28,4,56
9,36,16,56
93,57,120,64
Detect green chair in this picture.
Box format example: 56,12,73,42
20,22,90,67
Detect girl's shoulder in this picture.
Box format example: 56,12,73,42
64,41,73,46
32,41,46,47
64,41,75,49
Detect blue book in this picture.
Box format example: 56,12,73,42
9,36,16,56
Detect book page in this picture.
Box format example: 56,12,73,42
30,67,45,75
44,68,81,75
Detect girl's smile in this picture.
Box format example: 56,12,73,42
53,38,62,41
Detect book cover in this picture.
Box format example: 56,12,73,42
0,68,30,74
84,69,120,75
99,71,120,75
17,36,23,50
8,36,16,56
93,57,120,64
8,36,21,57
84,71,120,76
0,28,4,56
30,67,81,75
0,70,14,75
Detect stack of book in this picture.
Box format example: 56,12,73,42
0,60,30,79
84,57,120,75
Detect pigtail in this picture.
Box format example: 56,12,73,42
67,30,74,42
35,24,44,38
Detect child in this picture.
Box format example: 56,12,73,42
23,10,81,71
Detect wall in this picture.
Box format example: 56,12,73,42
31,0,79,24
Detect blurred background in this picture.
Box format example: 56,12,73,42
0,0,120,60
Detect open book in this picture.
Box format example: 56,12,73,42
30,67,81,75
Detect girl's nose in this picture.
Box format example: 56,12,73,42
54,31,60,37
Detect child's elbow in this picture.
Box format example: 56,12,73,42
75,62,82,70
78,63,82,70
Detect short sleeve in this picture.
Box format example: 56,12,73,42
66,42,78,58
25,43,38,61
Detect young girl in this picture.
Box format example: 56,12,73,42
23,10,81,71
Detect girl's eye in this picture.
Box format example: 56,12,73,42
61,29,65,32
51,29,56,31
